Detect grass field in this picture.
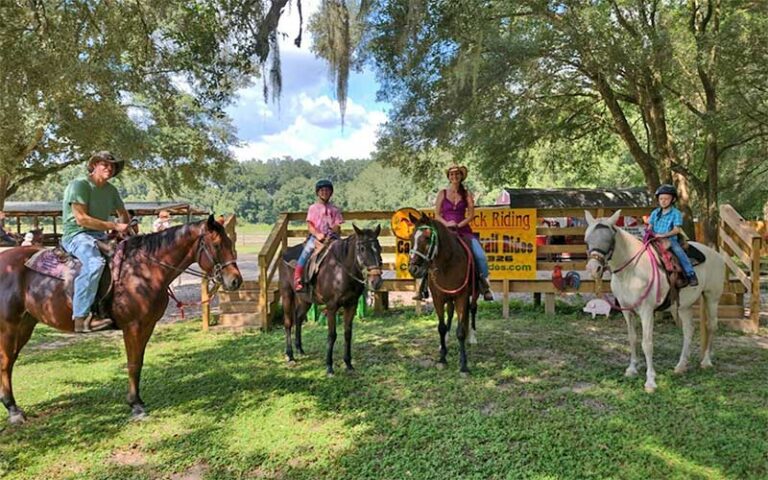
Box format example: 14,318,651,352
1,302,767,479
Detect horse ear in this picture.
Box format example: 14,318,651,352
353,223,362,235
607,210,622,226
207,214,217,230
408,212,419,224
420,211,430,222
584,210,596,225
374,224,381,237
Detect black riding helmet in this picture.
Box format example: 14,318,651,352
654,184,677,201
315,179,334,193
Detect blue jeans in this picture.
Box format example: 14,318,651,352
62,232,107,318
669,239,695,277
470,237,489,278
297,236,316,268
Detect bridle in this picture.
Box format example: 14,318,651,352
586,223,615,267
138,227,237,288
336,236,383,286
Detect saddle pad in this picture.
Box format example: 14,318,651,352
24,249,80,282
684,244,706,266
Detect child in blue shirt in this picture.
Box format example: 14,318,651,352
647,184,698,287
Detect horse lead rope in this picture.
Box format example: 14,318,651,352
605,237,663,312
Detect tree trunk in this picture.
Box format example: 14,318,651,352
0,175,8,211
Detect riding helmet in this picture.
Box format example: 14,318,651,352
315,179,334,193
654,184,677,201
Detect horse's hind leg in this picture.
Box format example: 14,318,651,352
325,307,339,376
282,290,296,363
674,303,695,374
435,300,448,365
455,298,470,374
700,296,718,369
1,314,36,425
294,300,311,356
342,305,355,371
468,297,478,345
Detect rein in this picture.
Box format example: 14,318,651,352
411,225,473,296
592,231,663,312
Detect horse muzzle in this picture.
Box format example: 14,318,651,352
221,266,243,291
367,268,384,291
585,257,604,280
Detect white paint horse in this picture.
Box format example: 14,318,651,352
584,210,726,392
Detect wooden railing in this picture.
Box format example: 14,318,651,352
718,204,763,331
254,207,657,329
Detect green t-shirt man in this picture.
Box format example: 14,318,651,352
62,177,125,242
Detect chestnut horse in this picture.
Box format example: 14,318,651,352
0,215,241,424
279,225,383,376
408,213,479,374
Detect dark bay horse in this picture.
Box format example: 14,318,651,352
408,213,479,374
279,225,383,376
0,215,241,424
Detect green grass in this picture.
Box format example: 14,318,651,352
2,303,767,479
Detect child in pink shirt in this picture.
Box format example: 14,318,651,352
294,179,344,290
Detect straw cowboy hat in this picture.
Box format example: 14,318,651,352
87,151,125,177
445,165,468,180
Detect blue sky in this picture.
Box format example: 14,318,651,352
227,1,389,163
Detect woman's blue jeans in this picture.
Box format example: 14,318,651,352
470,237,489,278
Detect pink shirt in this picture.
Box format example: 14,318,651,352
306,201,344,237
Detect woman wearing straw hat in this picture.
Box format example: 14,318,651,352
434,165,494,301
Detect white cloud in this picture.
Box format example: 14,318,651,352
317,111,387,159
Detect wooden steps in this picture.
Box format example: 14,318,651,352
215,282,279,329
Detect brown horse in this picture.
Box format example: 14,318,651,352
408,213,479,374
279,225,383,376
0,215,241,424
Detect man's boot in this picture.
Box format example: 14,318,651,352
294,265,305,291
73,314,113,333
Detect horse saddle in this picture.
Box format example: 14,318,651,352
24,240,124,319
282,239,336,288
649,238,706,309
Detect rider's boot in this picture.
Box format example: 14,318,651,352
73,314,114,333
294,265,305,291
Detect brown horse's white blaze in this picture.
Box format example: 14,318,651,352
0,215,241,424
584,210,726,393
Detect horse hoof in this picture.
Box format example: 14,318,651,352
459,370,469,378
286,359,297,368
8,412,27,425
468,330,477,345
624,368,638,377
673,365,687,375
436,362,446,370
131,411,148,422
700,360,713,369
326,371,335,378
644,384,657,394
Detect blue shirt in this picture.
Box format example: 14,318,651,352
648,207,683,237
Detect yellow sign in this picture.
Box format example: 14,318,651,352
394,208,537,280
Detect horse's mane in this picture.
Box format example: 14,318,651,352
123,219,227,256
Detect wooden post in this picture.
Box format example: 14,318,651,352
750,236,762,330
414,279,422,315
259,263,269,331
201,278,210,331
374,292,389,313
544,293,555,315
502,279,509,319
